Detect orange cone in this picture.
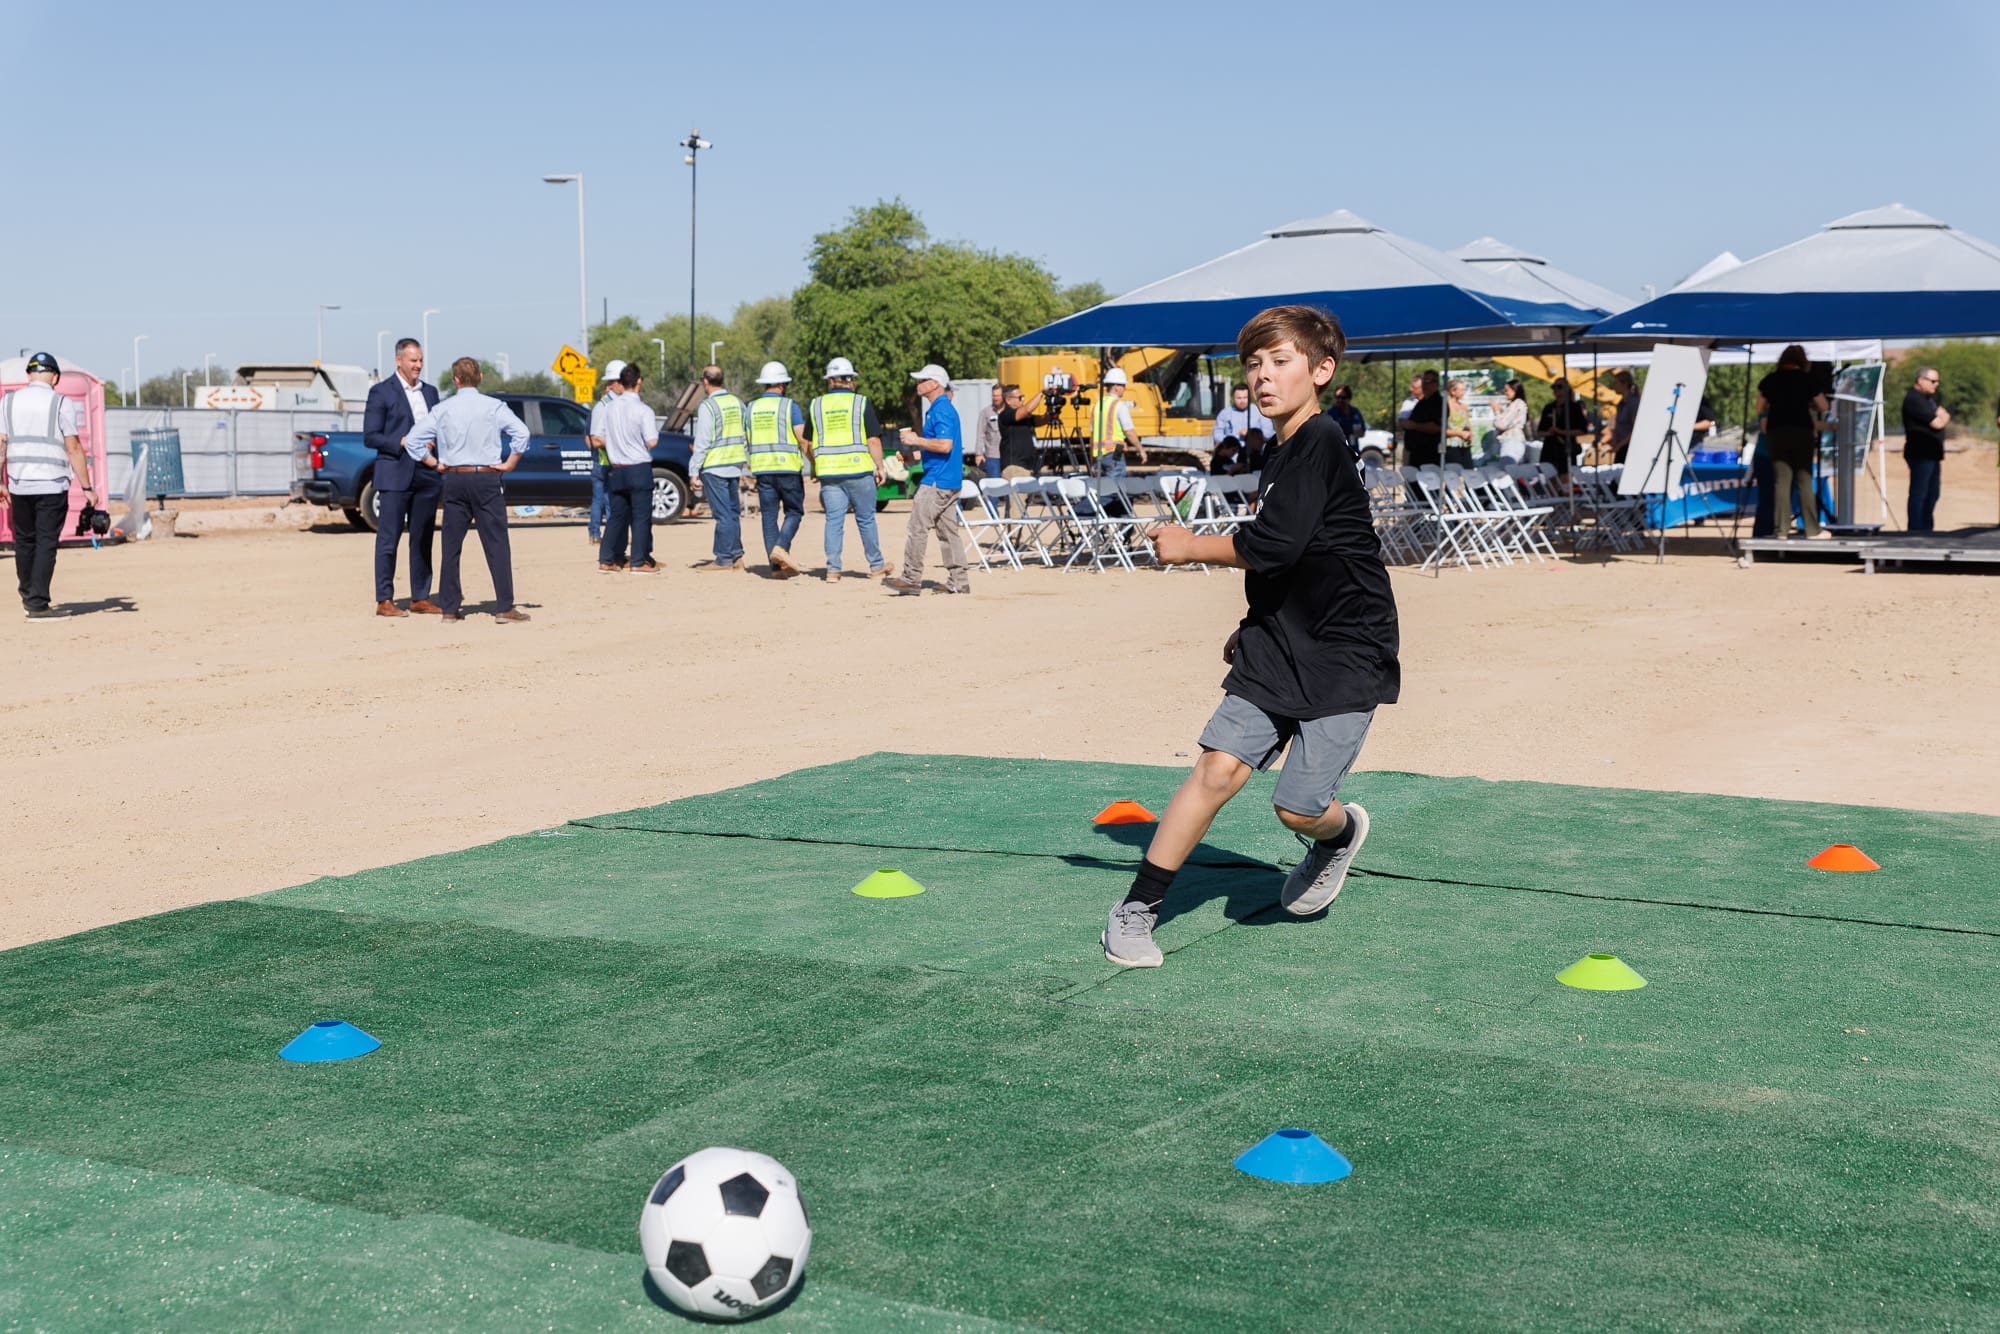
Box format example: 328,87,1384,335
1807,843,1880,872
1093,800,1157,825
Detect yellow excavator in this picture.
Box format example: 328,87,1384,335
995,347,1224,442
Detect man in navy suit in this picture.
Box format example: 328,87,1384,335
364,337,444,616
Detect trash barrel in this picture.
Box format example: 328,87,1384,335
129,427,185,502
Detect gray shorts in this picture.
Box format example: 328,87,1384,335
1198,694,1374,817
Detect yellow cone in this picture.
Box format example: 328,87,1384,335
1557,953,1648,991
852,868,926,899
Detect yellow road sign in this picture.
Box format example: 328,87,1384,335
569,367,597,405
551,345,590,379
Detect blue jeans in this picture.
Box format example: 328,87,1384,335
1099,453,1128,478
820,474,884,572
588,462,609,539
756,472,806,556
982,455,1002,480
1907,457,1941,532
702,471,744,565
599,462,653,566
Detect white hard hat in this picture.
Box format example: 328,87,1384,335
602,359,626,381
824,356,857,380
756,360,792,385
909,363,950,387
1101,367,1128,386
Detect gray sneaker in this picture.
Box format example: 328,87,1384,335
1102,900,1164,968
1280,803,1370,916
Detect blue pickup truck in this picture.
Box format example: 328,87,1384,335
291,392,695,532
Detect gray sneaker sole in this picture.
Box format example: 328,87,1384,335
1281,803,1370,916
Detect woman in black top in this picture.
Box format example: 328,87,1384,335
1536,379,1591,477
1756,345,1829,537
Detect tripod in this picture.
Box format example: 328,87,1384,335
1648,382,1690,565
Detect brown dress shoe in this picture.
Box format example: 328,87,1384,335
695,560,739,573
441,612,465,622
630,560,662,573
377,600,408,617
494,608,532,623
883,576,922,595
409,599,441,615
770,546,801,576
598,563,625,573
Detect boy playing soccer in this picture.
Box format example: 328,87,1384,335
1104,305,1400,967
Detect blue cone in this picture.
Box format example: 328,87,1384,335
1233,1128,1352,1183
280,1020,381,1063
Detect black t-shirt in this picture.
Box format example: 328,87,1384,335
1690,395,1716,445
1537,400,1591,473
996,406,1045,471
1902,389,1944,462
1403,393,1443,464
1224,415,1400,719
1758,369,1817,432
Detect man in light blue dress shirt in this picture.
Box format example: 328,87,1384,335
404,357,533,622
1211,384,1273,445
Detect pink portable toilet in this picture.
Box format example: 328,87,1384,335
0,355,109,546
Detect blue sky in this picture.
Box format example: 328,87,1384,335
9,0,1996,387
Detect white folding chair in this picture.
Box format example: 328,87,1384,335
958,480,1021,571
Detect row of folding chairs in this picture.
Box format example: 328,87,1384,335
1361,464,1558,572
954,472,1263,573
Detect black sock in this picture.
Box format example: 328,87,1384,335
1319,805,1357,850
1122,858,1177,912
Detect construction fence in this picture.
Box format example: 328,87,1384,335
100,407,364,500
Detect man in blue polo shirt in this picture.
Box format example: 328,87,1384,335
886,363,970,596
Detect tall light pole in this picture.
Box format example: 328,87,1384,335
203,351,218,386
710,340,724,366
651,338,667,381
494,352,510,379
679,130,712,382
542,173,588,355
121,369,131,403
422,309,441,366
132,335,148,406
316,304,340,364
182,373,192,408
374,330,391,378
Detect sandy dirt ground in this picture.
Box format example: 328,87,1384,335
3,442,1996,951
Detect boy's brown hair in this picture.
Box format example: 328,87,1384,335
451,357,482,386
1236,304,1346,367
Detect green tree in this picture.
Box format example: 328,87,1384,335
1885,342,2000,439
792,199,1089,425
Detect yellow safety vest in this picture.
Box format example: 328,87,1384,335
809,391,874,478
746,393,803,474
1092,392,1129,459
699,391,748,470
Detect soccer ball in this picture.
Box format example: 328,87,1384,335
639,1147,812,1321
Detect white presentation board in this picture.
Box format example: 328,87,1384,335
1617,343,1711,498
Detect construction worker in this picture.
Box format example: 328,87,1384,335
1091,368,1149,476
746,361,809,578
0,352,96,620
688,364,748,571
807,357,888,579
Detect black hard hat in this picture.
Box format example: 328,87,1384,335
25,351,59,376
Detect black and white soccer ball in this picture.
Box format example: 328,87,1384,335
639,1147,811,1321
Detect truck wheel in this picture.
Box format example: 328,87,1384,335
650,469,691,522
352,482,381,532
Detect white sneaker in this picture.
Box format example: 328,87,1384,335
1102,900,1164,968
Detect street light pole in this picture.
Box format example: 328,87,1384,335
182,373,192,408
651,338,667,381
422,309,441,367
494,352,509,379
679,130,712,382
316,304,340,364
374,330,391,378
203,352,218,386
710,340,724,366
132,335,148,406
541,173,588,355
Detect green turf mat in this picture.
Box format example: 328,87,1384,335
1,902,1995,1331
578,753,2000,933
0,1144,1034,1333
261,828,2000,1116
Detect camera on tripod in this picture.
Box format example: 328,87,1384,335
1041,368,1078,412
74,503,110,538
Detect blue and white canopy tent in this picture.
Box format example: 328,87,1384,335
1589,204,2000,342
1588,204,2000,530
1005,210,1533,351
1447,236,1634,331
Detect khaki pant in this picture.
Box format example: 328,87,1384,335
1771,457,1821,536
901,483,970,592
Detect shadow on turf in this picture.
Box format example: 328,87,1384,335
641,1268,807,1323
1079,823,1303,928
